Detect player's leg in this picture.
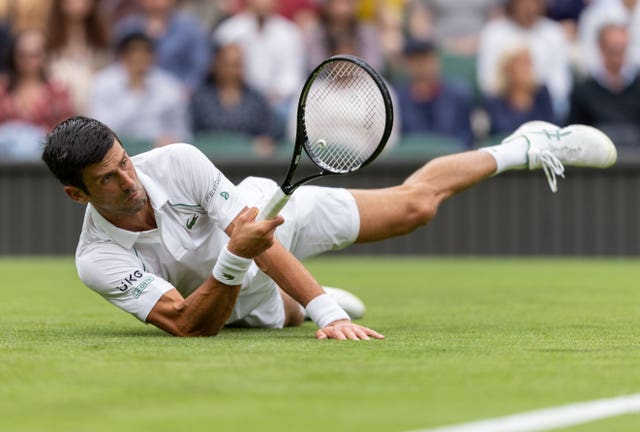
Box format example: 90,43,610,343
352,150,497,242
280,288,305,327
353,122,617,243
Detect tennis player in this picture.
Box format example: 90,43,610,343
42,116,616,340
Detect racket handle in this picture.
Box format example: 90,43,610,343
256,188,291,221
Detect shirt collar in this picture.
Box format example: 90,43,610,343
138,170,168,211
89,170,170,249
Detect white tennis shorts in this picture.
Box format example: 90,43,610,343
230,177,361,328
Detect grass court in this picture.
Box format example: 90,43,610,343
1,257,639,431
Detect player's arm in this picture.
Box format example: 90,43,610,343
254,241,384,341
146,207,283,337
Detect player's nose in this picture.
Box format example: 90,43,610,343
118,170,137,190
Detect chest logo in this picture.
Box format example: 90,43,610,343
186,214,199,230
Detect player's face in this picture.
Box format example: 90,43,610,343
69,141,148,218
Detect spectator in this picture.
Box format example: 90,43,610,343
115,0,210,92
0,21,10,72
89,32,189,147
546,0,585,22
100,0,140,21
305,0,384,72
408,0,503,56
191,43,280,157
179,0,243,30
214,0,305,120
46,0,112,114
568,24,640,147
484,43,556,136
577,0,640,74
278,0,319,33
477,0,571,119
0,30,74,160
357,0,405,68
394,39,474,148
0,0,52,33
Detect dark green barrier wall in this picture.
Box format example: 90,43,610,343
2,152,639,256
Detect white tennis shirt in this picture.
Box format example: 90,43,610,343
75,144,280,323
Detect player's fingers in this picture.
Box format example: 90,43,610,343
235,207,257,226
244,207,259,221
269,214,285,227
352,326,371,341
326,327,347,340
316,329,328,339
342,327,360,341
260,215,285,234
362,326,385,340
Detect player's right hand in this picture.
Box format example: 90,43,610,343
316,320,385,341
227,207,284,259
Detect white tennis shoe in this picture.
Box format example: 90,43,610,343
322,286,366,320
504,121,617,192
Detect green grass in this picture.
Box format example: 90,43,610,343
1,257,640,432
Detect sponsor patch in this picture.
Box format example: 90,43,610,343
132,276,154,299
205,173,222,203
116,270,144,292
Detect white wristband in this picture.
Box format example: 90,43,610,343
212,245,252,286
305,294,350,329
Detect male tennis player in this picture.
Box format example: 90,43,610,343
42,116,616,340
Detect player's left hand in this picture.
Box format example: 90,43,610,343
316,320,384,341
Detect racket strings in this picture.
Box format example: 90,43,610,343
304,60,387,173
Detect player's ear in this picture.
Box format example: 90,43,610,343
64,185,90,204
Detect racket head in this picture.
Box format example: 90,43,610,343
295,55,394,176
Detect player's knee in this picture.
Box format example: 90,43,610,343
284,307,305,327
398,184,438,230
405,199,438,231
281,290,305,327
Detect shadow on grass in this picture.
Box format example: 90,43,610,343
70,324,314,340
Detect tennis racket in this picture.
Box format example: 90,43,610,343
257,55,394,221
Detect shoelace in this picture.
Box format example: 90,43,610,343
538,150,565,193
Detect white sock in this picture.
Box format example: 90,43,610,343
479,136,529,174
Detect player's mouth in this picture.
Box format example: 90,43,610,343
126,190,140,201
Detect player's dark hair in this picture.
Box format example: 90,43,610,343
42,116,122,194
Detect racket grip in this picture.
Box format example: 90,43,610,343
256,188,291,221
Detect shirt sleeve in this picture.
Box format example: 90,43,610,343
169,144,247,230
77,244,175,322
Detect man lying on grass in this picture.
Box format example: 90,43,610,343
42,116,616,339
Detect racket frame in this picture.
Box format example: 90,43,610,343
257,55,394,220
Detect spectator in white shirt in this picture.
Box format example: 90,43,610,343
477,0,572,118
89,32,189,148
577,0,640,75
213,0,305,122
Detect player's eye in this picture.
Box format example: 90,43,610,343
100,175,111,185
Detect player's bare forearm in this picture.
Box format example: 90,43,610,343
255,241,384,341
147,207,284,337
254,240,324,306
147,278,241,337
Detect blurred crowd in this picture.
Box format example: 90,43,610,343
0,0,639,161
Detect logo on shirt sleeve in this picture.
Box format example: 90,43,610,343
116,270,144,292
132,276,155,298
205,173,222,204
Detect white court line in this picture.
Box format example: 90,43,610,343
413,393,640,432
